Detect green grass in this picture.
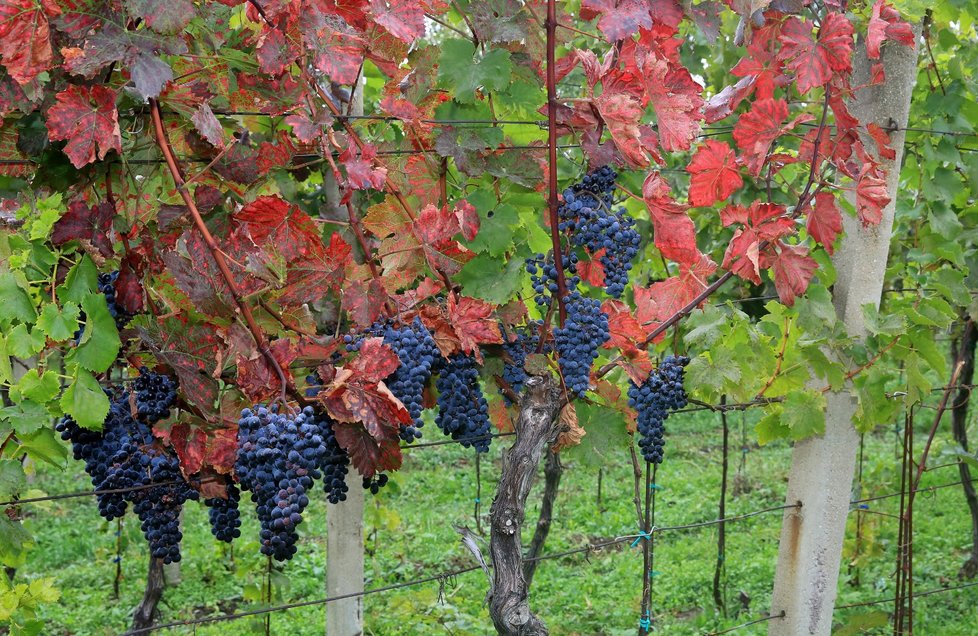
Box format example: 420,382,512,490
19,408,978,635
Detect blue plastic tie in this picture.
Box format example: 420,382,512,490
639,612,652,631
650,570,661,578
630,528,654,548
475,498,481,503
859,504,869,510
648,483,661,491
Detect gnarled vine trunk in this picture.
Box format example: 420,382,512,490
130,556,165,632
523,448,562,587
488,374,562,636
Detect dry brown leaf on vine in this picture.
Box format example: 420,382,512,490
553,402,585,451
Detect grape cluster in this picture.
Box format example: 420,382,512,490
553,292,610,397
56,392,198,564
627,355,690,464
235,405,328,561
526,253,579,307
500,323,544,404
98,271,134,329
381,318,441,442
362,473,389,495
559,167,640,297
133,368,177,423
205,483,242,543
318,414,350,504
435,355,492,452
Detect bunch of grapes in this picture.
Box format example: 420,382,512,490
559,167,640,298
381,318,441,442
500,323,545,404
435,355,492,452
318,415,350,504
526,253,580,307
362,473,389,495
205,483,242,543
553,291,610,397
627,355,690,464
56,391,198,564
98,271,134,329
133,368,177,423
235,405,327,561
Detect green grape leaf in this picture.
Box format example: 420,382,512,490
13,369,59,404
0,335,11,384
683,305,726,349
861,303,906,336
69,294,120,372
0,272,36,324
61,368,109,430
755,406,789,445
0,460,25,500
562,401,630,467
438,39,512,103
0,401,49,436
15,429,67,468
0,518,33,568
782,389,826,440
35,302,80,342
56,255,98,306
456,254,524,304
6,324,44,358
467,203,518,257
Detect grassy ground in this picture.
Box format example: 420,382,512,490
20,407,978,635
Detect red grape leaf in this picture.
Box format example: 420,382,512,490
581,0,652,42
322,368,411,440
594,91,649,168
310,29,365,85
51,200,116,257
867,0,914,60
116,253,145,314
136,316,225,413
453,200,479,242
333,421,402,478
413,203,460,245
601,299,653,384
488,396,513,433
577,250,606,288
235,338,298,403
855,163,889,227
634,255,716,335
447,293,502,362
369,0,425,42
865,123,896,160
806,191,842,254
349,337,400,384
167,422,208,476
772,243,817,306
278,233,353,305
363,197,412,238
343,278,390,329
704,76,755,124
720,202,791,284
732,97,788,176
124,0,193,34
730,28,782,100
257,25,300,76
232,195,321,264
642,172,701,265
191,102,224,147
643,62,704,152
341,143,388,190
686,140,743,207
0,0,59,85
778,13,853,94
45,84,121,168
418,304,461,359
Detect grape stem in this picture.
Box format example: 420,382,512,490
148,99,291,407
545,0,569,326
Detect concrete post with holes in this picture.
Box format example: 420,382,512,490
768,28,920,636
